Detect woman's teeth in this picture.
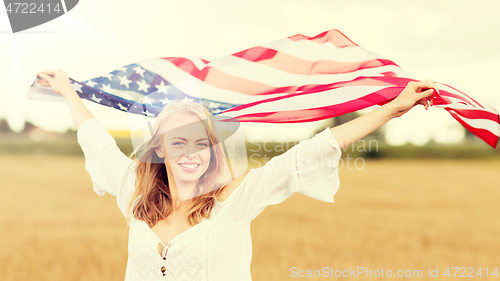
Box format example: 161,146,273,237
179,163,200,169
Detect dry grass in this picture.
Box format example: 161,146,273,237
1,155,500,280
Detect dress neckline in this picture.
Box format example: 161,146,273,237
140,217,208,247
134,169,253,246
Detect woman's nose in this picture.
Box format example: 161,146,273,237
184,144,197,158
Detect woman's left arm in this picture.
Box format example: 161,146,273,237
330,79,439,149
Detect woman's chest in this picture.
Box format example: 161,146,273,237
127,218,210,280
124,207,252,280
150,218,198,249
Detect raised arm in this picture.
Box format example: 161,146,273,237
36,69,94,130
330,79,439,149
36,69,136,218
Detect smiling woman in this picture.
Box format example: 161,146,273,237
34,68,437,281
128,100,231,228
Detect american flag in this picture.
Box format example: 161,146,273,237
27,29,500,148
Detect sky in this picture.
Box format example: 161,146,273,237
0,0,499,145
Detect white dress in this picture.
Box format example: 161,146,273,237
77,118,342,281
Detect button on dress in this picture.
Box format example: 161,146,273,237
77,118,342,281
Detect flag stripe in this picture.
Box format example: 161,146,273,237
26,28,500,148
447,110,499,148
220,87,403,120
164,56,407,94
233,48,399,76
446,108,500,123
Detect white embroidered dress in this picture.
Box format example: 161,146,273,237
77,118,342,281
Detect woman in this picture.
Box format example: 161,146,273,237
36,69,437,281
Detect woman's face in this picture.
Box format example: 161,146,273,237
157,114,211,186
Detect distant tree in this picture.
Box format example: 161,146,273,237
0,119,13,134
63,128,77,138
21,121,36,135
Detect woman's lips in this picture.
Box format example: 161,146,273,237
178,163,200,172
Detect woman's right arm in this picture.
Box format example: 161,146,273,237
37,69,137,217
36,69,94,129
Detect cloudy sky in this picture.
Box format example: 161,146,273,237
1,0,499,145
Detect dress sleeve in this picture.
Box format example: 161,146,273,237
222,127,342,223
77,118,137,218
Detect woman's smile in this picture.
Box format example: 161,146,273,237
178,162,201,172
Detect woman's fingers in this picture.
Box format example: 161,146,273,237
408,79,436,91
422,99,429,110
37,79,49,86
38,73,54,82
35,69,74,96
389,80,438,117
36,74,52,87
418,89,435,110
408,79,440,96
35,69,57,78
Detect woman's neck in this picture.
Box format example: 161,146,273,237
169,178,199,206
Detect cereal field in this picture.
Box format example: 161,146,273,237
1,155,500,280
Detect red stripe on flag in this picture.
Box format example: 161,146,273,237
222,87,404,117
446,108,500,123
446,110,499,148
438,82,486,109
161,56,406,96
232,47,400,75
232,47,278,62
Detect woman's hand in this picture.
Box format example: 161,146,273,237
387,79,439,118
329,79,439,149
36,69,76,99
36,69,95,129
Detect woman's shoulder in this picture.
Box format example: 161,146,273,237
216,170,251,203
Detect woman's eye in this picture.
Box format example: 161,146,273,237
198,142,209,147
172,142,184,146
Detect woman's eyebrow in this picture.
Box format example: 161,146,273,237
170,137,209,142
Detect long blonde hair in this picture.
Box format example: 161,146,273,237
126,100,228,227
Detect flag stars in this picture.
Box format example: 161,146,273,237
155,81,169,94
142,95,155,104
117,67,128,73
182,96,194,102
118,103,129,111
155,81,168,91
136,79,151,93
91,94,102,102
85,80,97,88
103,73,114,81
145,110,156,117
208,102,220,109
133,66,146,77
71,82,83,93
118,75,133,88
157,86,170,95
160,97,171,104
101,84,114,94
